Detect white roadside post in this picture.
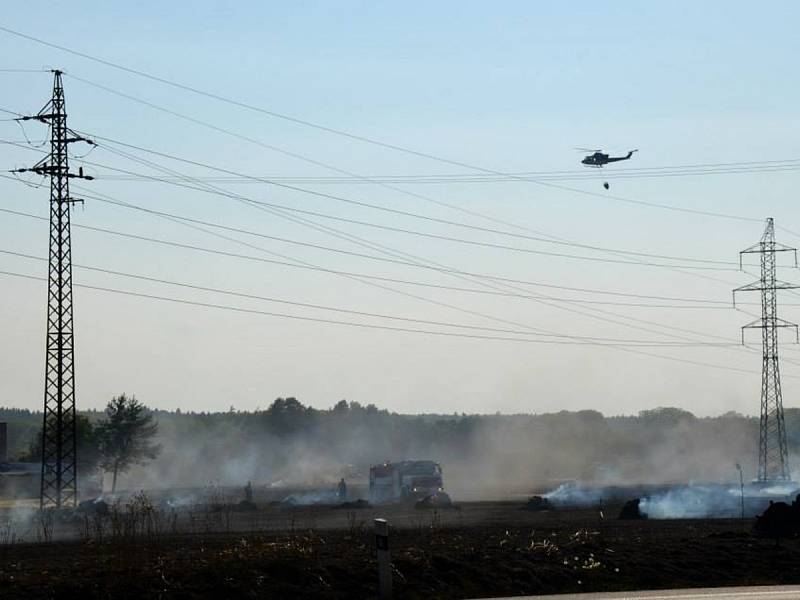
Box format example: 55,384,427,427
375,518,392,598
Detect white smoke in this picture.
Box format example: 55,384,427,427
635,483,800,519
542,481,800,519
544,483,603,506
638,485,740,519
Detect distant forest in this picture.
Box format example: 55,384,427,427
2,400,798,494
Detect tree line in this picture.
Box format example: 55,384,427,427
2,399,799,491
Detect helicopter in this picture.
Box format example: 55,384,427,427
578,148,638,167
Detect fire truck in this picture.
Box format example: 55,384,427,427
369,460,444,503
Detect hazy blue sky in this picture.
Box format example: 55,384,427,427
1,2,800,415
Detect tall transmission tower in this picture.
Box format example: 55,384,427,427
734,218,799,483
12,70,94,508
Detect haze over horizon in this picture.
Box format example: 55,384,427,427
2,2,800,417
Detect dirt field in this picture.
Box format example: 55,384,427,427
2,498,800,599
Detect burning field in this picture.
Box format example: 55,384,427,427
1,407,800,597
3,483,800,598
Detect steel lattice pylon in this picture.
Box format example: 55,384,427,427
13,71,93,508
734,218,800,482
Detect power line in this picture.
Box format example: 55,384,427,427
63,150,756,349
72,144,777,348
0,25,760,224
5,269,788,379
94,165,741,270
0,180,786,373
5,90,759,344
0,198,582,342
0,137,743,271
68,137,740,270
65,204,736,309
77,192,769,350
20,192,750,351
0,45,796,389
57,73,782,343
0,108,774,362
75,155,768,349
59,73,775,277
56,135,737,265
777,225,800,242
0,268,740,348
58,75,574,249
0,197,731,306
91,120,758,223
92,165,800,184
2,247,747,345
0,186,754,357
28,80,766,338
0,142,757,351
89,160,800,184
2,161,754,352
31,192,800,384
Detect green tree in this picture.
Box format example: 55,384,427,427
638,407,696,425
97,394,161,493
264,397,314,435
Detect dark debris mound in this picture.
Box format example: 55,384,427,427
334,499,371,509
77,498,109,517
619,498,646,520
755,500,800,539
523,495,554,511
